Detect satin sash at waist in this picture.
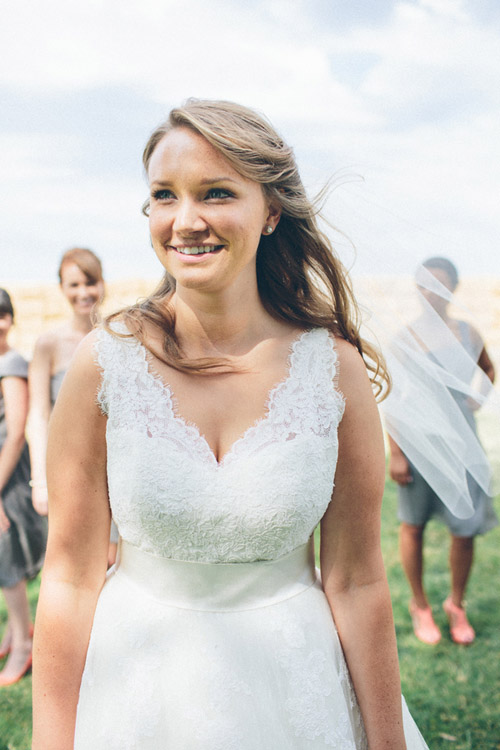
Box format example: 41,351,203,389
115,539,318,612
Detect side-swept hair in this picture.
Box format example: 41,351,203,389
106,99,390,398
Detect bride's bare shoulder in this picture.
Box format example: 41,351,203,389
333,338,375,401
333,337,365,369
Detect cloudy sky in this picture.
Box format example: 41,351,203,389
2,0,499,282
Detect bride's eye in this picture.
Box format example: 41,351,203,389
206,188,233,200
152,189,175,201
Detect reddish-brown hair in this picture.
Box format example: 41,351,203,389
58,247,104,285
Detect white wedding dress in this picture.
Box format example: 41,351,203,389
74,326,428,749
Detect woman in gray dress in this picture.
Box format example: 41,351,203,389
0,289,47,686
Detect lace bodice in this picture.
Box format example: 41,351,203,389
95,326,345,563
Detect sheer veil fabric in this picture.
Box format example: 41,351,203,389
380,265,496,518
320,180,498,518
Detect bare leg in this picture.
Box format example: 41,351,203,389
0,580,33,684
443,535,475,644
399,523,428,608
0,620,11,658
400,522,441,644
449,535,474,606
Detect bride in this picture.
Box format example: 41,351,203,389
32,99,428,748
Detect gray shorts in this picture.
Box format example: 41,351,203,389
397,463,498,537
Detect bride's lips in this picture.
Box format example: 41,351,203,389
169,244,225,262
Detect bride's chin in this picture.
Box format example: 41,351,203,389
171,272,222,293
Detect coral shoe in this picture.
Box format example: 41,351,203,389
409,600,442,644
443,597,475,645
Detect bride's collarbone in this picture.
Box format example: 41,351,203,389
147,328,302,399
169,366,282,422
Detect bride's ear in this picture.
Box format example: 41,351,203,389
263,199,282,234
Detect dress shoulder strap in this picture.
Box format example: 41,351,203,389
94,322,141,416
270,328,345,437
292,328,343,395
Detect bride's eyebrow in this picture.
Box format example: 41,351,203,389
198,177,239,185
150,177,239,188
150,181,173,188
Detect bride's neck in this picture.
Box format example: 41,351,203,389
171,289,272,357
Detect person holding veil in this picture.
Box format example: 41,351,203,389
33,99,428,748
387,257,498,645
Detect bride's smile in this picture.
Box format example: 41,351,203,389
147,126,280,295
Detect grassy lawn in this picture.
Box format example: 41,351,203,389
0,577,39,750
1,479,499,749
382,479,500,750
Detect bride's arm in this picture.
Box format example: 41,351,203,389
320,339,407,750
32,331,110,749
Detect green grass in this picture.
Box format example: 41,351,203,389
1,480,499,749
0,577,39,750
381,479,500,750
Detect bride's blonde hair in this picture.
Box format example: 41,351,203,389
107,99,389,398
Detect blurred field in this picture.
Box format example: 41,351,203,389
6,275,500,366
5,273,500,466
5,279,157,359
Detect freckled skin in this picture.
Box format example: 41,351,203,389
147,127,277,296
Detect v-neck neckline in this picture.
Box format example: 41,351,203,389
135,328,312,468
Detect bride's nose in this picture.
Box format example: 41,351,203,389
173,198,208,234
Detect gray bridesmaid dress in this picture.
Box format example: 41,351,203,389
0,350,47,588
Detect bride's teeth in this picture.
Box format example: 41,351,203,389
177,245,218,255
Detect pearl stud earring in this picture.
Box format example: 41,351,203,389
265,225,273,234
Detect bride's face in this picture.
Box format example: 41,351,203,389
147,127,279,294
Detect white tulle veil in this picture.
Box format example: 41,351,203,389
321,182,498,519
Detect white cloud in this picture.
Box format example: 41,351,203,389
0,0,372,129
348,1,500,104
1,0,500,281
0,134,76,181
420,0,468,22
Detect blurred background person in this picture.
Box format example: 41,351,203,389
0,289,47,686
28,249,119,565
388,257,497,645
